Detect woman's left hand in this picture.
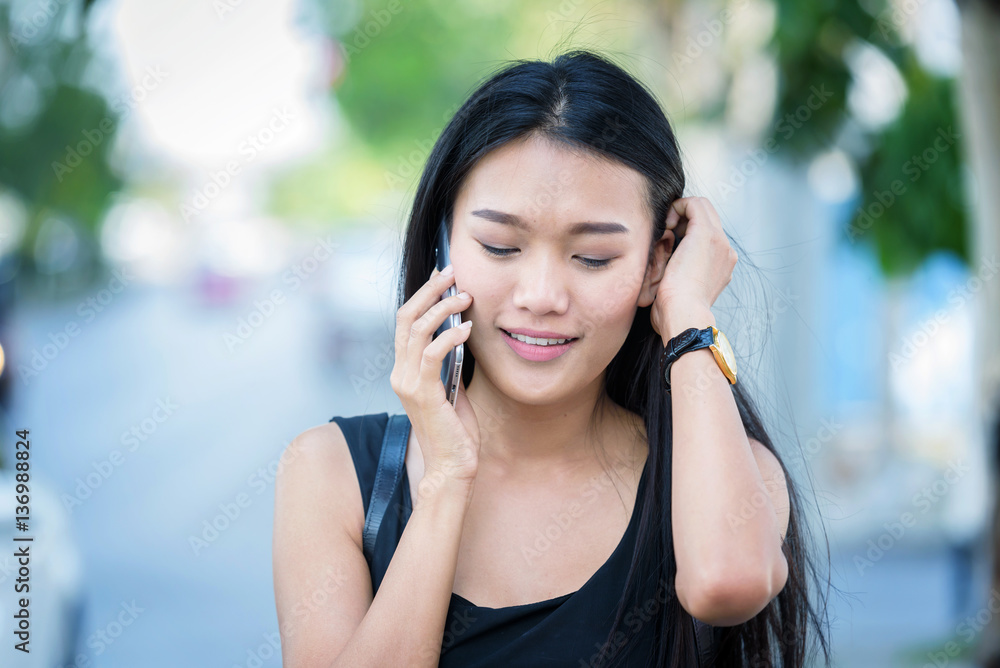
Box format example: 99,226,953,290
650,197,738,339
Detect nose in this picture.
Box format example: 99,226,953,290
510,251,569,316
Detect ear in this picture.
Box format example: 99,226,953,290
637,228,675,308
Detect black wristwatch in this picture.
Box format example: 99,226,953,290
659,325,737,393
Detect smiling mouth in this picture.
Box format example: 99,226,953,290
499,328,579,346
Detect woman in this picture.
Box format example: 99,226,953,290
273,49,831,667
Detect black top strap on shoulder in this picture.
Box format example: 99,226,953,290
693,617,716,667
362,413,410,566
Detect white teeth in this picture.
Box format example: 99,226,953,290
507,331,572,346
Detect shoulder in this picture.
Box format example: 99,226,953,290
275,419,365,548
747,436,790,540
746,437,784,488
272,420,376,664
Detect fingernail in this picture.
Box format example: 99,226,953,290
442,264,454,276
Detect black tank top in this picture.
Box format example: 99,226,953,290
331,411,664,666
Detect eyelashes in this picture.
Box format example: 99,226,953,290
478,244,612,270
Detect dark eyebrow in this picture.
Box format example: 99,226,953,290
470,208,629,235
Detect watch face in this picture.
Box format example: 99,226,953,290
715,330,737,376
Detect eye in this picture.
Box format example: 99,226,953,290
578,257,612,269
480,244,517,258
479,244,613,270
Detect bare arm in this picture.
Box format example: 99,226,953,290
665,305,789,627
273,421,474,667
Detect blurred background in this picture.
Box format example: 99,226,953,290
0,0,997,665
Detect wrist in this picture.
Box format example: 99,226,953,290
416,467,475,508
661,303,716,344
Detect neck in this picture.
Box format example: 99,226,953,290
464,369,628,479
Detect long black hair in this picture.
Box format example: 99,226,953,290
396,48,832,668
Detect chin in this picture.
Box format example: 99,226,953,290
502,384,569,407
496,362,583,406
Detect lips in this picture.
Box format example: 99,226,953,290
500,328,579,342
500,328,578,362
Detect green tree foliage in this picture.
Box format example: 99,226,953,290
0,4,122,272
769,0,968,276
329,0,521,161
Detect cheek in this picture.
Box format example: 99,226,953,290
577,272,643,336
452,273,497,328
578,299,634,342
454,256,507,305
453,244,497,291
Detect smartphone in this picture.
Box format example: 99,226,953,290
433,216,464,407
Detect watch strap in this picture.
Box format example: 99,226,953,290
660,326,716,393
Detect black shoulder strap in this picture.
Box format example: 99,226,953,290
362,413,410,565
693,618,716,667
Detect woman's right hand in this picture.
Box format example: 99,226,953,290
390,264,480,487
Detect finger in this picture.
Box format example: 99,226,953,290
684,197,725,234
668,197,692,223
396,265,456,358
666,198,695,240
665,206,680,230
419,322,473,397
406,291,472,374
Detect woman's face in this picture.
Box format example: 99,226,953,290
450,133,668,405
